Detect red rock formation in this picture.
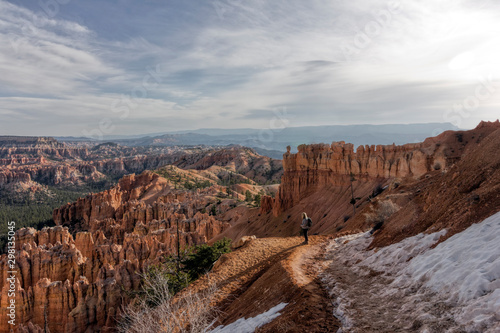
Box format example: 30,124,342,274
0,146,89,160
0,170,31,185
0,171,231,333
173,146,283,184
215,121,499,244
0,157,45,166
91,154,180,175
271,122,496,216
259,195,275,214
366,122,500,248
0,139,281,190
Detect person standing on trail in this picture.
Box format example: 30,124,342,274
301,212,312,244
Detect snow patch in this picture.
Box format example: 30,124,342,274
209,302,288,333
396,212,500,331
323,211,500,332
359,229,447,276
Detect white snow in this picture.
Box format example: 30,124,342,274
209,302,288,333
360,229,447,275
396,212,500,331
323,211,500,332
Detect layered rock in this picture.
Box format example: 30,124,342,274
272,129,471,215
173,146,283,184
0,136,60,146
0,146,89,160
0,137,282,192
0,157,45,166
367,122,500,247
0,171,231,332
91,154,180,176
0,170,31,185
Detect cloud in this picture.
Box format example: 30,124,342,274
0,1,120,97
1,0,499,137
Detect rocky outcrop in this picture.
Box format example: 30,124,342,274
272,129,474,215
0,139,281,189
0,146,89,160
0,171,231,332
1,164,105,187
237,121,500,245
232,235,256,249
259,195,275,214
91,154,180,176
0,170,31,185
173,146,283,184
0,137,181,187
0,157,45,166
0,136,60,146
367,122,500,248
0,136,89,160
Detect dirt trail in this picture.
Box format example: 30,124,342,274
320,235,465,333
187,233,464,332
258,236,340,333
183,235,340,332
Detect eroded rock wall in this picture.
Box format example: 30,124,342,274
0,172,230,332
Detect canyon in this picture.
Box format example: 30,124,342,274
0,172,232,332
198,120,500,333
245,120,500,241
0,139,283,332
1,121,499,332
0,138,282,188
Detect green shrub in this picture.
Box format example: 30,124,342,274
136,238,232,303
182,238,232,280
254,193,261,206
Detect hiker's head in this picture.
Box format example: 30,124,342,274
302,212,308,219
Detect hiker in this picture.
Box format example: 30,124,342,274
301,212,312,244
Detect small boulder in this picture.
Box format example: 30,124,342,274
232,235,257,249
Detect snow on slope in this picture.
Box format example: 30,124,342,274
398,212,500,330
209,303,288,333
322,211,500,332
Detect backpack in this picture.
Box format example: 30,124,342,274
306,218,312,228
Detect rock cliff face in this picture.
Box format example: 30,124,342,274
225,121,500,244
0,136,60,146
227,121,496,243
0,170,31,185
0,139,281,190
365,121,500,247
272,127,475,215
0,157,45,166
0,136,198,189
90,154,181,176
0,137,89,160
173,146,283,184
0,171,230,332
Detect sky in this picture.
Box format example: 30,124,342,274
0,0,499,138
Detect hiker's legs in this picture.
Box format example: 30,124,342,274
304,229,308,243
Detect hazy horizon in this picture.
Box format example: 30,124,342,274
1,0,499,137
0,122,465,140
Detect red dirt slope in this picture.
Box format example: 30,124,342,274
182,236,339,332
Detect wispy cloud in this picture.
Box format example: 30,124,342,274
0,0,499,136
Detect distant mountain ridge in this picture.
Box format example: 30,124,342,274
56,123,460,157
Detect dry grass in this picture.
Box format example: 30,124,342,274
118,272,219,333
365,199,401,228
